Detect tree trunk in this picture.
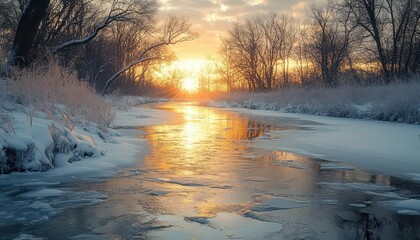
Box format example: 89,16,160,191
8,0,50,67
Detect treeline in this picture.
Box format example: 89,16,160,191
0,0,195,94
217,0,420,91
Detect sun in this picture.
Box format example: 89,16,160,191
182,77,199,92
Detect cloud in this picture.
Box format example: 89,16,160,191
157,0,313,60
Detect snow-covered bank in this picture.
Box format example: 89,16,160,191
0,100,174,178
208,82,420,124
110,95,168,109
42,104,178,180
225,108,420,181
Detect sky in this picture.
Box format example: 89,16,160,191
157,0,314,61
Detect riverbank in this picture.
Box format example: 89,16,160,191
0,100,174,179
208,81,420,124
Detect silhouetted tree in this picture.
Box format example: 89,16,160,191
7,0,50,68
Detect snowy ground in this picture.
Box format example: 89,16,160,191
222,108,420,182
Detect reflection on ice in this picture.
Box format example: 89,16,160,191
319,182,395,191
2,102,420,239
381,199,420,215
0,188,108,232
20,189,65,198
252,196,311,212
152,213,283,240
320,162,355,170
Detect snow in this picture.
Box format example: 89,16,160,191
222,108,420,179
1,112,55,171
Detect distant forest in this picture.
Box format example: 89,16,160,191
1,0,420,94
217,0,420,92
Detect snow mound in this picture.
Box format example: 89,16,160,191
0,111,105,173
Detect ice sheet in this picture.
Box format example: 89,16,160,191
227,108,420,179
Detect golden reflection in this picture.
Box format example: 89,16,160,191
139,103,320,217
143,103,257,174
69,103,419,240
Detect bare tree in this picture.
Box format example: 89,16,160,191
305,2,355,87
343,0,420,80
51,0,157,52
101,16,198,94
198,60,215,91
295,24,313,85
6,0,50,68
217,42,237,92
220,13,296,92
0,1,21,51
277,14,298,87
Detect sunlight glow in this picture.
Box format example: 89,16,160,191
156,59,211,92
182,77,199,92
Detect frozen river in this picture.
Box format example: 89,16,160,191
1,102,420,239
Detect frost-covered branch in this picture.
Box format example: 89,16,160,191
51,0,150,52
101,56,160,95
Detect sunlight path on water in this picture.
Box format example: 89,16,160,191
6,102,420,240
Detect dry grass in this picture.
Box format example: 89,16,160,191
4,59,114,130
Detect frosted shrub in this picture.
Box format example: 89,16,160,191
5,59,114,130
